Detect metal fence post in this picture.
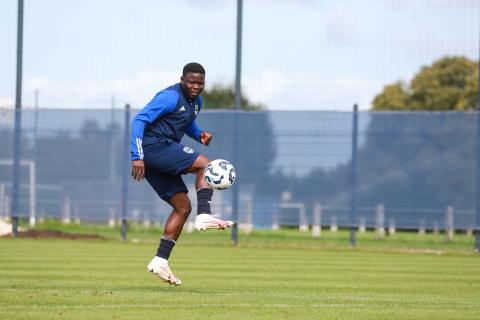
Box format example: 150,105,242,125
29,161,36,227
231,0,243,246
358,216,366,233
0,184,5,221
241,199,253,234
418,218,426,236
445,205,454,241
12,0,24,238
299,204,308,232
121,103,131,241
109,96,117,220
388,217,396,235
330,215,338,232
231,112,239,245
476,38,480,252
375,203,385,238
476,108,480,251
349,104,359,248
272,212,279,231
312,202,321,237
62,197,71,224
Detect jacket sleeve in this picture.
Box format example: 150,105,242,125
185,97,203,143
185,120,202,142
130,90,178,160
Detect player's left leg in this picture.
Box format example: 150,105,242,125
185,154,234,231
163,192,192,241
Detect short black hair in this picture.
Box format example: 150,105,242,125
183,62,205,76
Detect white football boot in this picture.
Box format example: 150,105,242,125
195,213,234,231
147,256,182,286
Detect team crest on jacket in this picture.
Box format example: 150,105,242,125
194,105,199,116
183,146,194,154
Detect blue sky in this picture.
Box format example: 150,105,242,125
0,0,478,111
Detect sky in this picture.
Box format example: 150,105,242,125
0,0,478,111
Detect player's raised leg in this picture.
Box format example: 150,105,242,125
147,192,191,286
186,154,234,231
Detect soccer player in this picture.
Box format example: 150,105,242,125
130,62,233,286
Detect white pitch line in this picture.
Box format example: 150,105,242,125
3,303,368,309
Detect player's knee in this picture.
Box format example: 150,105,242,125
176,203,192,218
196,154,210,169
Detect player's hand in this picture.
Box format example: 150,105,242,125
131,160,145,181
200,131,213,146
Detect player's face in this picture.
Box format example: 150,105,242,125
181,72,205,99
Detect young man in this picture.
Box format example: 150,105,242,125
131,62,233,286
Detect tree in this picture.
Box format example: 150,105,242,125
352,56,479,213
372,56,478,111
372,81,409,111
289,56,478,227
201,84,265,110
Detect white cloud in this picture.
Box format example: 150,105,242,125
22,68,383,112
243,70,289,103
186,0,319,8
388,0,479,10
244,71,384,111
325,10,359,47
0,97,14,108
23,69,179,109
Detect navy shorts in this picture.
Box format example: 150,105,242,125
143,140,200,202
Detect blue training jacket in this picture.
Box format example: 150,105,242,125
131,83,203,160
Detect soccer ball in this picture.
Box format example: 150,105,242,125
204,159,236,190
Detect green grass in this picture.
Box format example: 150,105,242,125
27,219,477,252
1,225,480,319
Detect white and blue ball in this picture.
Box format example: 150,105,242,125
204,159,236,190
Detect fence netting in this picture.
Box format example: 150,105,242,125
0,109,477,231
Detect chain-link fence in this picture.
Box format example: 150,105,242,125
0,108,478,233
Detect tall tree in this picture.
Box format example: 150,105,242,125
372,82,409,111
201,84,265,110
373,56,478,111
290,56,478,228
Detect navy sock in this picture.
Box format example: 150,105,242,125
156,236,176,260
197,188,213,215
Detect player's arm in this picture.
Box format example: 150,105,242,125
131,90,178,181
185,121,212,146
200,131,213,146
185,97,212,145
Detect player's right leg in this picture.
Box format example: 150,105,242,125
186,154,234,231
143,143,193,286
147,255,182,286
146,192,192,286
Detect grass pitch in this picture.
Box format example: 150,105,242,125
1,227,479,320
